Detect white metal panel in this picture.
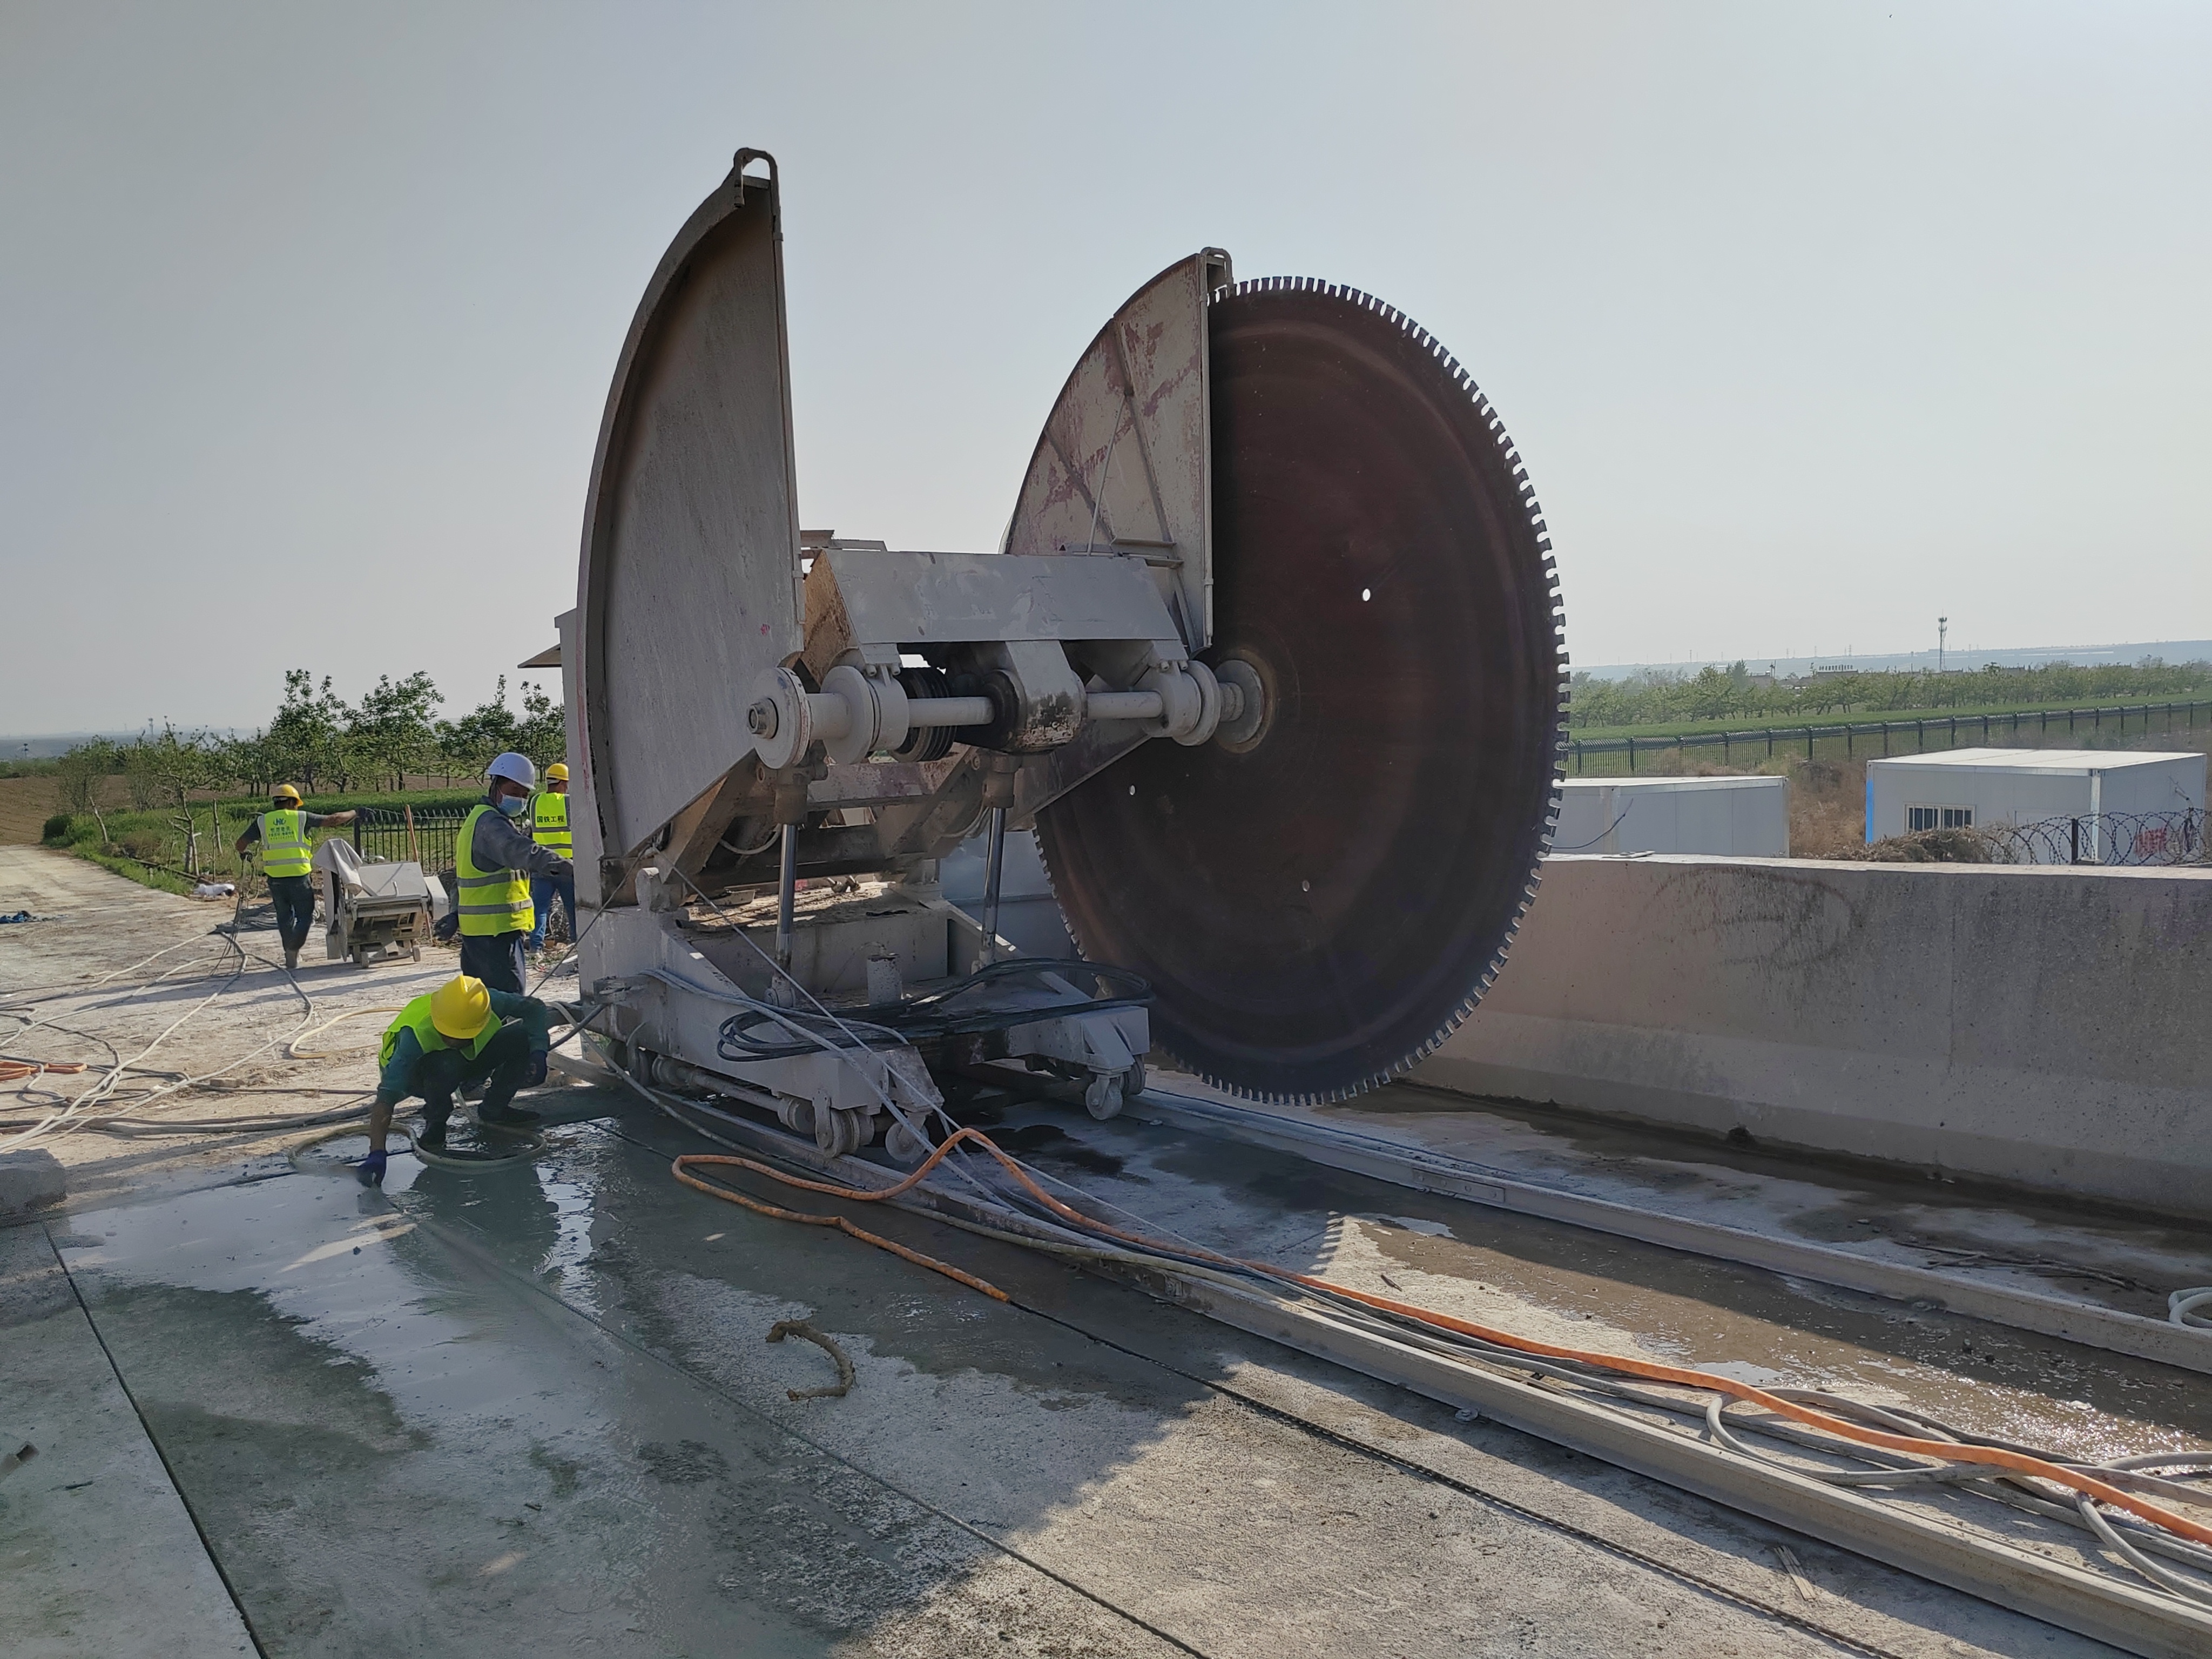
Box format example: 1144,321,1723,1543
2099,753,2206,817
1003,251,1230,649
1553,777,1788,857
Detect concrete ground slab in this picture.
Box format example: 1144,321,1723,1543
5,848,2199,1655
0,1221,255,1657
35,1114,2087,1659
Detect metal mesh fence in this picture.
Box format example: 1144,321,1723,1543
352,805,470,880
1567,699,2212,777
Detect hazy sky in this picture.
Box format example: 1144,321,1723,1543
4,2,2207,736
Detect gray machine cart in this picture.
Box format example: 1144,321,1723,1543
319,858,443,968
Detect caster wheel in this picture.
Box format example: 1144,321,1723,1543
1121,1059,1147,1100
815,1104,865,1158
1083,1072,1124,1121
885,1120,933,1166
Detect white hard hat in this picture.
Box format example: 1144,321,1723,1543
487,752,537,789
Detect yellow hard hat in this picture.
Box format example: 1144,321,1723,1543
272,784,302,804
545,762,569,783
429,975,494,1041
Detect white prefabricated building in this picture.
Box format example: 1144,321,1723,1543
1863,747,2207,858
1551,775,1790,857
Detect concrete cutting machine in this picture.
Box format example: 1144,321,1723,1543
563,151,1565,1161
312,840,437,969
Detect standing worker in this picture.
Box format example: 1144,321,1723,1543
457,752,572,994
524,761,575,953
355,973,551,1185
233,785,358,972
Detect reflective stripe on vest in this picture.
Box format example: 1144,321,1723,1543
530,790,571,856
455,803,535,936
259,809,313,878
379,993,501,1072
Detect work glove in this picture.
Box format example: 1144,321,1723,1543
356,1148,387,1188
525,1050,548,1089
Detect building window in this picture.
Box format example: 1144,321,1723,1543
1907,805,1974,832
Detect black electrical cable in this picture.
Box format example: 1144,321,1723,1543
714,958,1151,1062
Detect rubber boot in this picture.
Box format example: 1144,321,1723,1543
417,1097,451,1151
284,946,300,971
476,1061,542,1128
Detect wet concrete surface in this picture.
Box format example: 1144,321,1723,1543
0,1224,256,1658
5,849,2204,1655
1,1096,2136,1657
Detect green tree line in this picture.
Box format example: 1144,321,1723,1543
48,669,567,827
1568,658,2212,730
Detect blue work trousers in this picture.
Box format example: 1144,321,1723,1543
526,871,576,950
458,931,527,996
268,874,317,954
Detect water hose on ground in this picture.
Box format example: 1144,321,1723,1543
767,1319,855,1400
286,1006,406,1060
667,1122,2212,1565
288,1118,545,1174
672,1152,1008,1301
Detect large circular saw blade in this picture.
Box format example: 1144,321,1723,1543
1036,278,1566,1103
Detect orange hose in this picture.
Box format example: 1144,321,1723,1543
670,1154,1008,1302
673,1126,2212,1553
0,1059,88,1081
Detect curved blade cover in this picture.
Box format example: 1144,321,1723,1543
576,159,803,867
1036,279,1566,1103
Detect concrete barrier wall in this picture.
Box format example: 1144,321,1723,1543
1413,855,2212,1217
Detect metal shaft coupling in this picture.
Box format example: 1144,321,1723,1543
746,652,1256,767
749,664,992,768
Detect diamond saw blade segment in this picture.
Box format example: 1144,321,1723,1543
1036,280,1566,1104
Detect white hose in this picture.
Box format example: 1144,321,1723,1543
2170,1289,2212,1329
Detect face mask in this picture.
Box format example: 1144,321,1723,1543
495,794,527,818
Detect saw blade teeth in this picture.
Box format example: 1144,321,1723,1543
1041,275,1568,1108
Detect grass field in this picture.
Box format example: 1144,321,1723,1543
1570,696,2212,743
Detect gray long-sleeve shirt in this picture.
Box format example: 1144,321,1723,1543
470,797,572,880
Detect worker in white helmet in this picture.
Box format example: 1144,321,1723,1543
454,752,572,995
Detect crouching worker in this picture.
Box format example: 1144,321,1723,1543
357,974,551,1187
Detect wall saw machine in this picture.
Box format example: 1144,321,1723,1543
558,151,1566,1161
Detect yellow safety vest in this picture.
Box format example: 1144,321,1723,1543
380,993,501,1071
455,803,535,936
530,790,571,857
258,808,314,879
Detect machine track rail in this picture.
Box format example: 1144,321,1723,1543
1136,1088,2212,1379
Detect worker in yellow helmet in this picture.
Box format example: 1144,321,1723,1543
524,760,575,953
454,752,572,995
356,973,552,1185
232,784,358,972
